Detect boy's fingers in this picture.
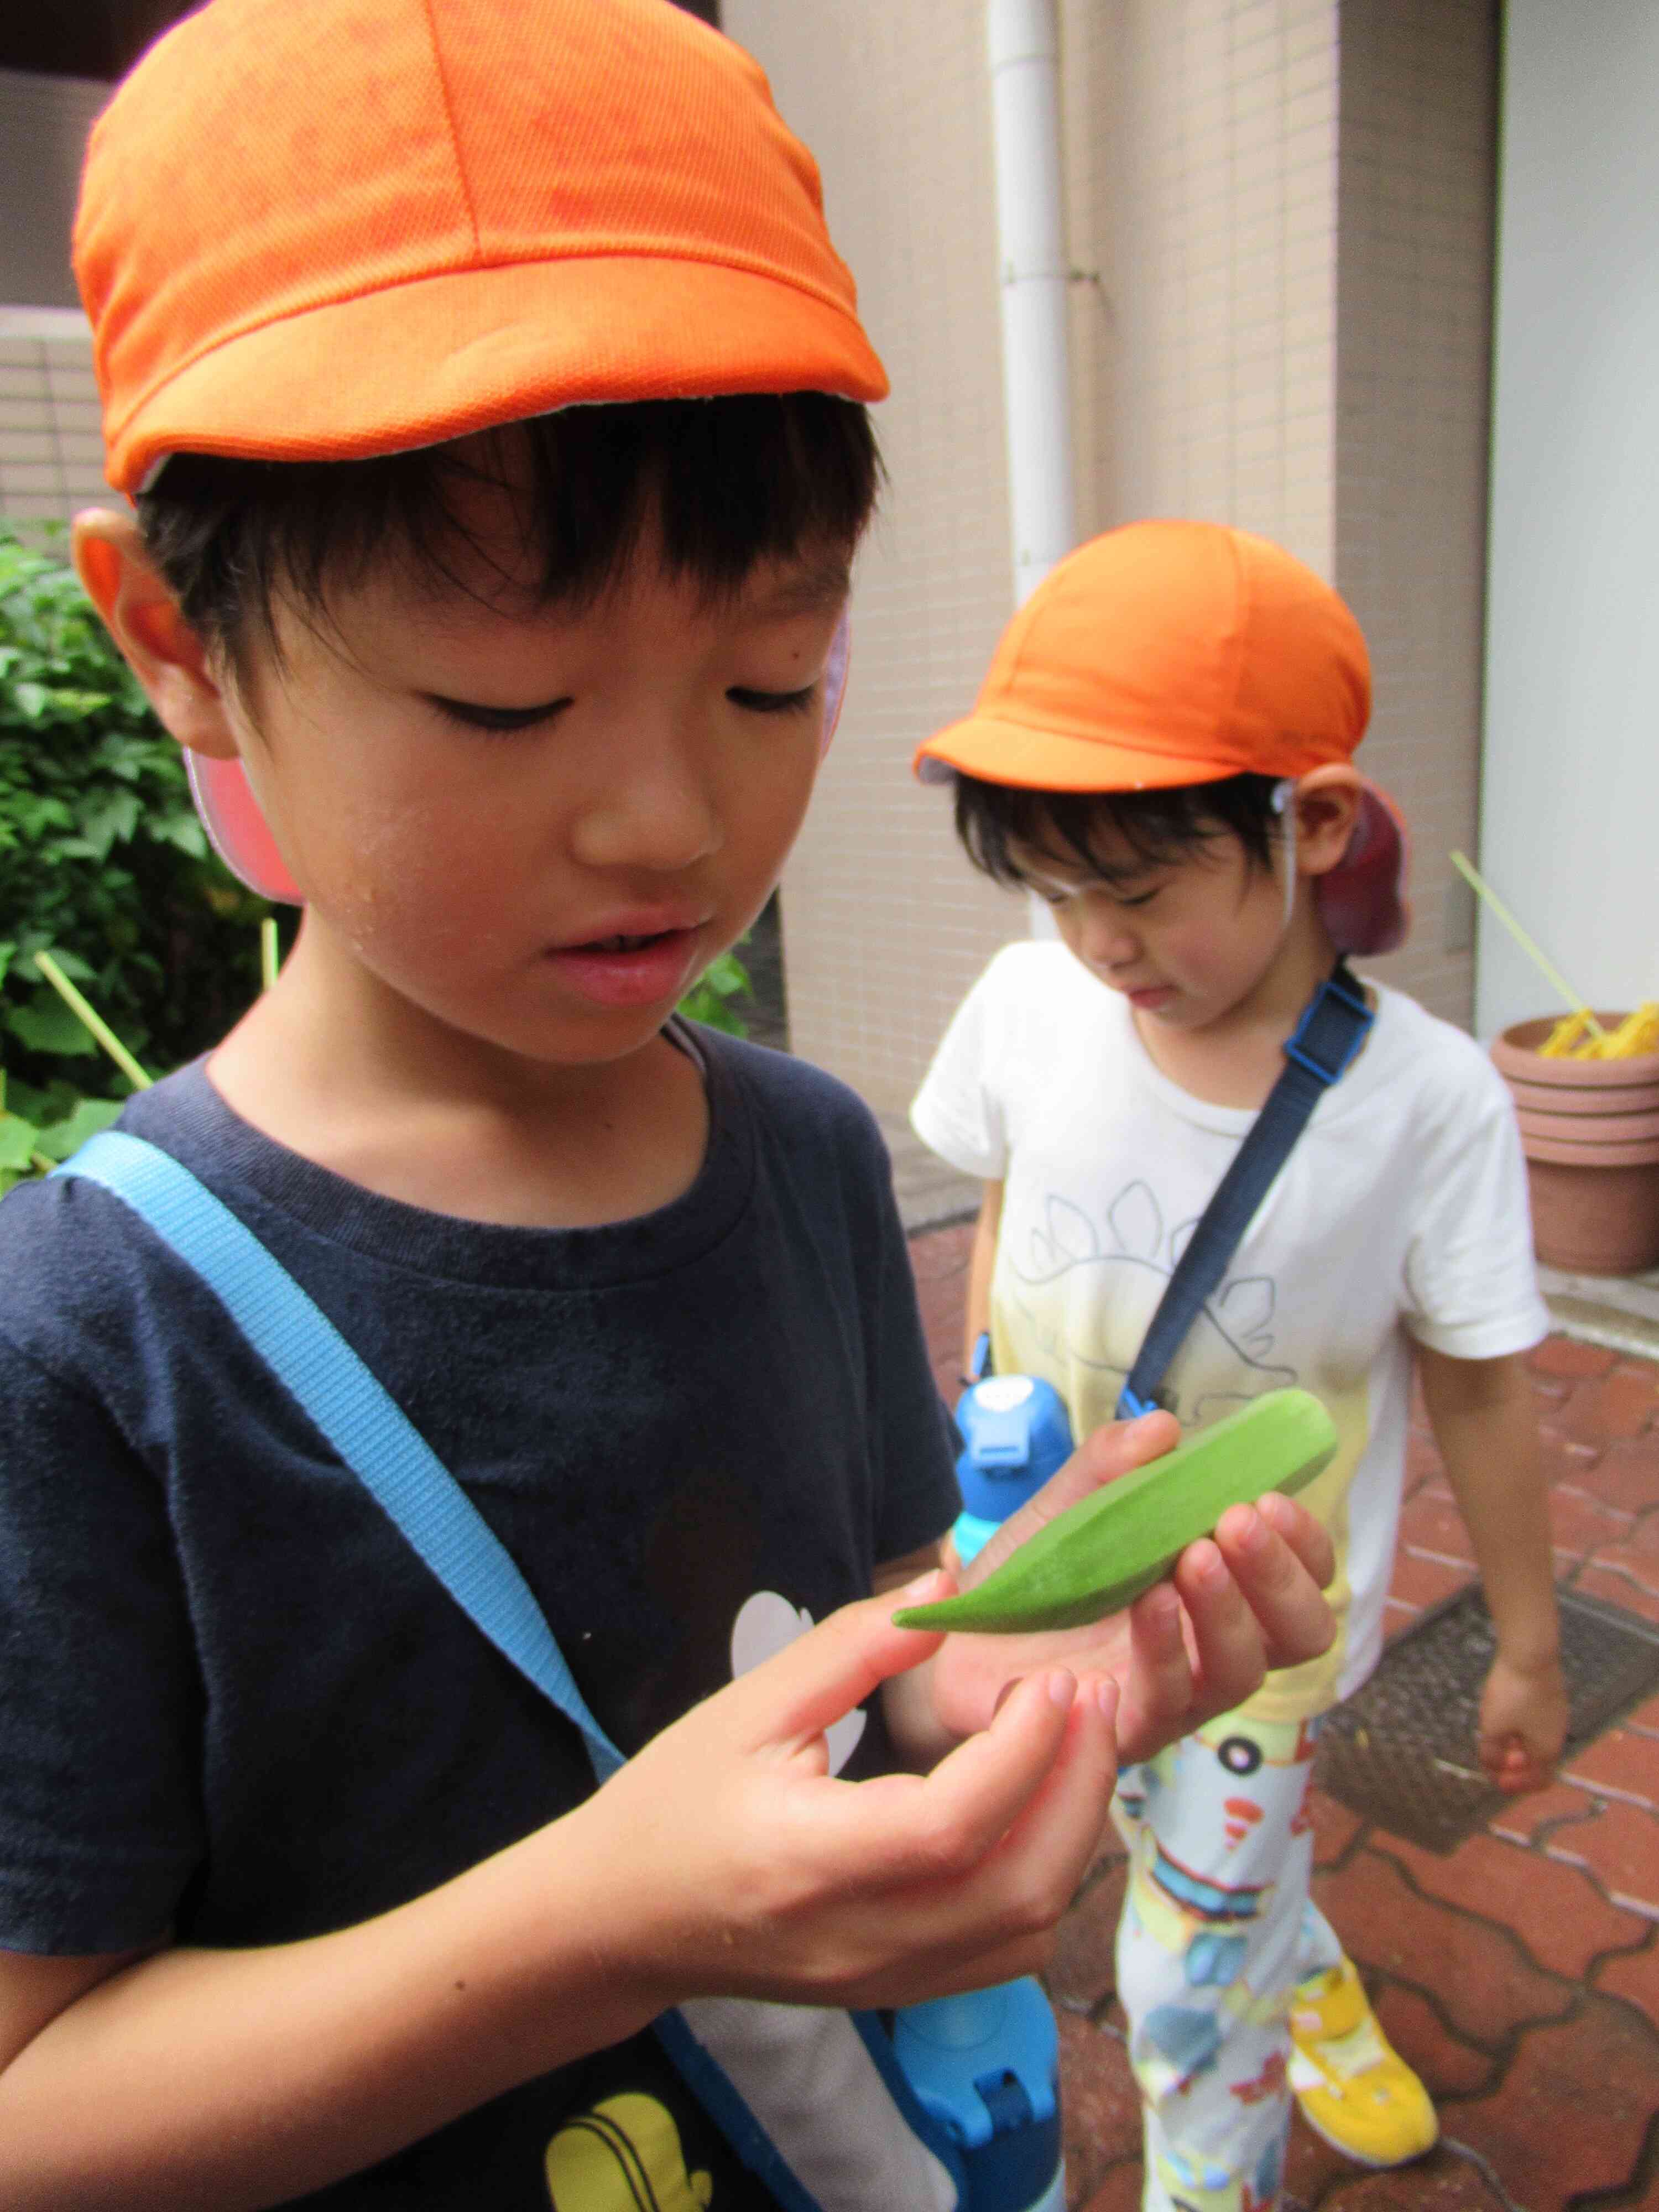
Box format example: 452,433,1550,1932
896,1671,1119,1917
1111,1582,1197,1766
717,1580,952,1754
1254,1489,1337,1589
800,1669,1115,1900
966,1412,1180,1583
826,1668,1079,1875
1479,1730,1557,1796
1213,1497,1337,1668
1170,1536,1266,1717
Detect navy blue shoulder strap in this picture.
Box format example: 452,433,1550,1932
51,1129,624,1781
1118,961,1372,1419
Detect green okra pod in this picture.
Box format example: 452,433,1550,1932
893,1387,1337,1634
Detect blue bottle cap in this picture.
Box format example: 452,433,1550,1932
953,1375,1074,1526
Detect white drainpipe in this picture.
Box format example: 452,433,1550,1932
987,0,1076,608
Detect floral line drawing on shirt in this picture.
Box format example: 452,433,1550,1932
1003,1182,1299,1423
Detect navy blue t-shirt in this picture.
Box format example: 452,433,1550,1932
0,1027,959,2206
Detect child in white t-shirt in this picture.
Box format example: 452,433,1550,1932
910,522,1567,2207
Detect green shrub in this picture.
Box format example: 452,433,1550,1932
0,524,271,1183
677,946,752,1037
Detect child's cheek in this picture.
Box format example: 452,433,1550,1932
304,793,525,972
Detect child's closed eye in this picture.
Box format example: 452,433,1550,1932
1030,879,1161,910
727,682,819,716
428,694,573,734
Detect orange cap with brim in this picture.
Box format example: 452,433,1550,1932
916,521,1368,790
74,0,888,497
915,521,1408,955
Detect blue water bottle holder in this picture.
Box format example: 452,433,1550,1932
888,1338,1074,2212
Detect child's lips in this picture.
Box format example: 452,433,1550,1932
544,924,705,1008
1125,984,1175,1011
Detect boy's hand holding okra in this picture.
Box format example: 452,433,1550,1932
879,1407,1338,1770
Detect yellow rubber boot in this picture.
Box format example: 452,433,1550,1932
1287,1958,1438,2167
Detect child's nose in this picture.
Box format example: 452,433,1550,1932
1076,898,1139,967
568,735,722,873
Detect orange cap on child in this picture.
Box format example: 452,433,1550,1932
75,0,888,495
916,522,1408,956
915,522,1370,792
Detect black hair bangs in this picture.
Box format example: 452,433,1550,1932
135,393,881,659
952,771,1285,891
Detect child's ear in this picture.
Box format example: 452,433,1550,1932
71,508,242,761
1291,764,1363,877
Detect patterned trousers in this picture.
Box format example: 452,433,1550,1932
1114,1708,1342,2212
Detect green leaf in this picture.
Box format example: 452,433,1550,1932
32,1095,124,1160
8,681,51,723
17,945,94,983
153,811,208,858
6,998,98,1056
699,951,752,999
0,522,274,1083
0,1113,41,1170
4,1076,87,1125
76,788,144,859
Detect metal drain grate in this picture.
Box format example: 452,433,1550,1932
1315,1584,1659,1854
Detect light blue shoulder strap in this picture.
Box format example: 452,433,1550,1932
53,1130,623,1781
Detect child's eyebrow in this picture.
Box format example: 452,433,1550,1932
1020,853,1156,894
745,556,852,620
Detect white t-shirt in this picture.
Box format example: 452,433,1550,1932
911,940,1550,1721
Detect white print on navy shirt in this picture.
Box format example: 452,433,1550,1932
729,1590,867,1772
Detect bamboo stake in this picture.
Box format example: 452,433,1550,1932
33,951,153,1091
1448,852,1606,1042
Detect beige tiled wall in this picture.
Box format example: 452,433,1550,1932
1332,0,1496,1024
721,0,1026,1113
1063,0,1341,576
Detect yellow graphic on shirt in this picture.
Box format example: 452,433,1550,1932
545,2092,714,2210
992,1181,1370,1724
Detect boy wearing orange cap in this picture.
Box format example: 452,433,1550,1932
911,523,1567,2205
0,9,1340,2208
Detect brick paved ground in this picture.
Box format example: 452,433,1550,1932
905,1220,1659,2211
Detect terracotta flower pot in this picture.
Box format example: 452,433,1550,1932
1491,1016,1659,1276
1503,1067,1659,1116
1514,1102,1659,1147
1490,1016,1659,1098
